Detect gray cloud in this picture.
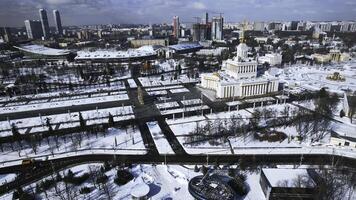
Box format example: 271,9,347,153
0,0,355,27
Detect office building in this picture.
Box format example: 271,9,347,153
211,16,224,40
253,22,266,31
290,21,299,30
24,20,43,39
53,10,63,35
3,27,12,43
39,8,50,38
205,12,209,24
173,16,180,38
260,168,318,200
192,23,207,42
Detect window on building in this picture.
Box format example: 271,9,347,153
344,141,350,146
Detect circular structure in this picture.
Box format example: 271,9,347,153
130,183,150,200
188,174,237,200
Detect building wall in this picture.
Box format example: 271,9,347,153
24,20,43,39
39,9,50,38
53,10,63,35
173,16,180,38
260,170,272,200
130,39,167,48
258,54,282,66
224,60,258,79
214,79,278,98
344,93,350,115
330,137,356,148
212,16,223,40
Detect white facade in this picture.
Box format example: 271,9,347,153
330,131,356,148
222,60,257,79
258,53,282,66
201,42,279,99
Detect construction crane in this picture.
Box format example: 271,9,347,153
193,17,201,24
211,11,224,18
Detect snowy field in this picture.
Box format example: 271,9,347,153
160,105,210,115
0,174,16,186
181,99,203,106
2,163,353,200
0,164,201,200
138,75,198,88
147,90,167,96
0,94,129,114
279,60,356,93
170,88,190,94
155,102,180,110
0,106,134,137
0,83,126,103
145,85,183,92
147,121,174,154
166,103,356,156
294,99,356,139
127,79,137,88
0,126,146,166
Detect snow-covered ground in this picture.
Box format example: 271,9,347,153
160,105,210,115
1,94,129,114
0,174,16,186
138,75,198,88
155,101,180,110
147,90,167,96
0,164,201,200
166,103,356,157
0,83,126,103
170,88,190,94
295,99,356,139
181,99,203,106
279,60,356,94
0,106,134,137
145,85,183,92
0,126,146,167
127,79,137,88
147,121,174,154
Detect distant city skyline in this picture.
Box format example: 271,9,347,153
0,0,356,27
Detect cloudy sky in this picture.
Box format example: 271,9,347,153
0,0,355,27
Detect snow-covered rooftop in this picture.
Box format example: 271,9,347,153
202,71,278,86
262,168,316,188
168,43,203,51
75,45,157,60
14,45,71,56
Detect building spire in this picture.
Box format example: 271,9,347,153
240,20,248,43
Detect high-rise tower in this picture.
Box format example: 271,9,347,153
173,16,180,39
39,9,50,38
24,20,43,39
53,10,63,35
211,16,224,40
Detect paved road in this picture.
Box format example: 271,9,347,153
157,118,187,155
1,80,355,196
0,152,355,195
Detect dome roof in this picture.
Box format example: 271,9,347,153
236,43,249,60
236,43,248,52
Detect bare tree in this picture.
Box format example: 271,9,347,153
315,168,350,200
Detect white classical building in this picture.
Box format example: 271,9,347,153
258,53,282,66
201,40,279,98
